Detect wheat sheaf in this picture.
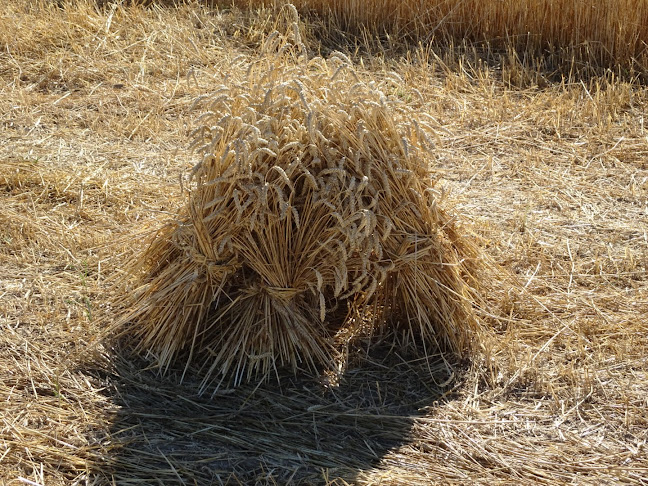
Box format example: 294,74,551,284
117,48,485,388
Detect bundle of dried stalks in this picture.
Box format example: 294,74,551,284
117,41,486,387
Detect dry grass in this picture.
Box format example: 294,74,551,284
277,0,648,81
1,1,647,484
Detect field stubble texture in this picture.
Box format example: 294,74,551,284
0,1,647,484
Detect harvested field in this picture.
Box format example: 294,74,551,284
1,1,647,485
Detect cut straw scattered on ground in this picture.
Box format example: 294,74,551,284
1,1,647,485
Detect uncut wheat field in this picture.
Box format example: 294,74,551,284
1,1,647,485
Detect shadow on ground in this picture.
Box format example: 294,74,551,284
90,345,452,485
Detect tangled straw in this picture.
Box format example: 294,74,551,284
117,43,485,388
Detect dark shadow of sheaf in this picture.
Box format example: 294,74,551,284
89,344,453,485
